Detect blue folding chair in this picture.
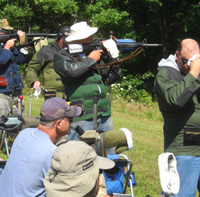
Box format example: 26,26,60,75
103,154,136,197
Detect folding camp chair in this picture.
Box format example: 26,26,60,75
0,115,23,157
103,154,136,197
0,115,40,157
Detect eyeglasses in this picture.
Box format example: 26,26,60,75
60,118,73,124
66,117,73,123
182,57,189,65
52,117,73,126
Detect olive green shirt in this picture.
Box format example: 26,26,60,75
25,40,65,98
154,66,200,156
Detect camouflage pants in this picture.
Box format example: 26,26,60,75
0,94,12,118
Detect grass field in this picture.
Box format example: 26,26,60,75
0,95,198,196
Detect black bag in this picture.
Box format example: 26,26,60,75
0,114,25,133
184,126,200,145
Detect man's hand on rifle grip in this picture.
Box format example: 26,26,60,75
4,39,17,50
88,49,103,61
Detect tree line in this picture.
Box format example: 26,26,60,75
1,0,200,98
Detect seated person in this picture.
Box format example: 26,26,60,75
0,97,82,197
44,140,115,197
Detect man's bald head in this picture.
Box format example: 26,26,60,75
176,38,200,75
179,38,200,58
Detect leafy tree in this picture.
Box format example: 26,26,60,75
0,0,78,32
1,0,200,100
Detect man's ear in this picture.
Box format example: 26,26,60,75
175,51,179,61
56,120,61,127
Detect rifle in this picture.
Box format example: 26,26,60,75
65,36,162,68
0,33,57,41
66,38,162,55
0,33,57,50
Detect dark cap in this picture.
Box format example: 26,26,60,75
40,97,82,122
57,26,70,43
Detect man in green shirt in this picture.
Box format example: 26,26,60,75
54,21,121,143
25,26,70,100
154,38,200,196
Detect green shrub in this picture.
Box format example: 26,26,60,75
111,71,155,103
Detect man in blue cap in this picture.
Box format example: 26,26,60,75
0,97,82,197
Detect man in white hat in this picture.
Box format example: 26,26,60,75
44,140,115,197
54,21,121,143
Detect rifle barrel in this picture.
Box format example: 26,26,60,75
0,34,18,40
141,43,163,47
0,33,57,41
116,42,162,48
26,33,57,37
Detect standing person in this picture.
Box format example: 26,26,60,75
0,97,82,197
154,38,200,196
25,26,70,100
0,19,28,116
54,21,121,140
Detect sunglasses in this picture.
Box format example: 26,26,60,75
181,57,189,65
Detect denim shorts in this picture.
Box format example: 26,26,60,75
163,155,200,197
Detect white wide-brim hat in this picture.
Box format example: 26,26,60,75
66,21,98,42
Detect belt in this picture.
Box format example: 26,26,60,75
44,90,66,100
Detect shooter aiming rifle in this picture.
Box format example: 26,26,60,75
54,31,162,110
65,31,162,68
